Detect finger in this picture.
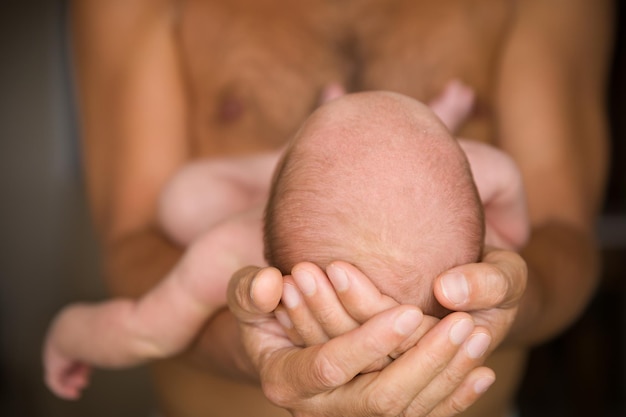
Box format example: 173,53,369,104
326,261,399,322
64,363,91,389
388,314,439,360
407,328,492,414
45,371,67,399
327,261,435,362
434,248,527,311
227,266,283,322
291,262,360,338
281,275,329,345
261,305,424,403
274,304,306,346
426,366,496,417
53,363,90,400
363,312,475,416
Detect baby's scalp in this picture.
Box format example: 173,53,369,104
265,91,484,315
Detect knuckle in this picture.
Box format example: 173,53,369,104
501,252,527,305
422,348,448,376
315,306,339,327
311,350,348,389
403,400,430,417
364,390,406,417
485,265,509,305
447,396,470,415
233,277,250,308
473,260,512,306
437,368,464,392
261,378,292,408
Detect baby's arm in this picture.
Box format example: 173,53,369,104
44,207,265,399
459,139,530,250
158,151,282,246
158,81,344,248
427,80,529,249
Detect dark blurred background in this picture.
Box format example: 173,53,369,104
0,2,154,416
0,1,624,416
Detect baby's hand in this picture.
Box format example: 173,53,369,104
43,340,92,400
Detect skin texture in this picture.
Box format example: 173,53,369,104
43,85,528,402
68,0,614,416
42,85,530,408
265,91,485,317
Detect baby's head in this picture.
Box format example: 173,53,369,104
264,91,484,317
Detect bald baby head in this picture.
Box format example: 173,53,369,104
264,91,484,316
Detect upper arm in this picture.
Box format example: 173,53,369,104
495,0,614,233
71,0,189,245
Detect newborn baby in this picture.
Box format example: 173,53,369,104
43,88,526,400
265,91,484,317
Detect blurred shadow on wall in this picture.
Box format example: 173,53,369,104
0,1,153,416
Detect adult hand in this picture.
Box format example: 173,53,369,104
228,265,495,417
441,138,529,350
434,247,528,351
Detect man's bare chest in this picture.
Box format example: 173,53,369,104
178,0,512,155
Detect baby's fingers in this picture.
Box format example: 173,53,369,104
46,361,91,400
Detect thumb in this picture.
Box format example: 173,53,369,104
228,266,284,322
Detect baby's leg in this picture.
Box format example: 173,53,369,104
142,206,267,349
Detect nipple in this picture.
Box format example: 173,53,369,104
217,89,245,123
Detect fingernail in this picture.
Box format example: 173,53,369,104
441,273,469,305
449,319,474,345
275,309,294,329
327,263,349,292
465,333,491,359
394,310,422,335
293,268,316,296
282,283,301,309
474,376,495,394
